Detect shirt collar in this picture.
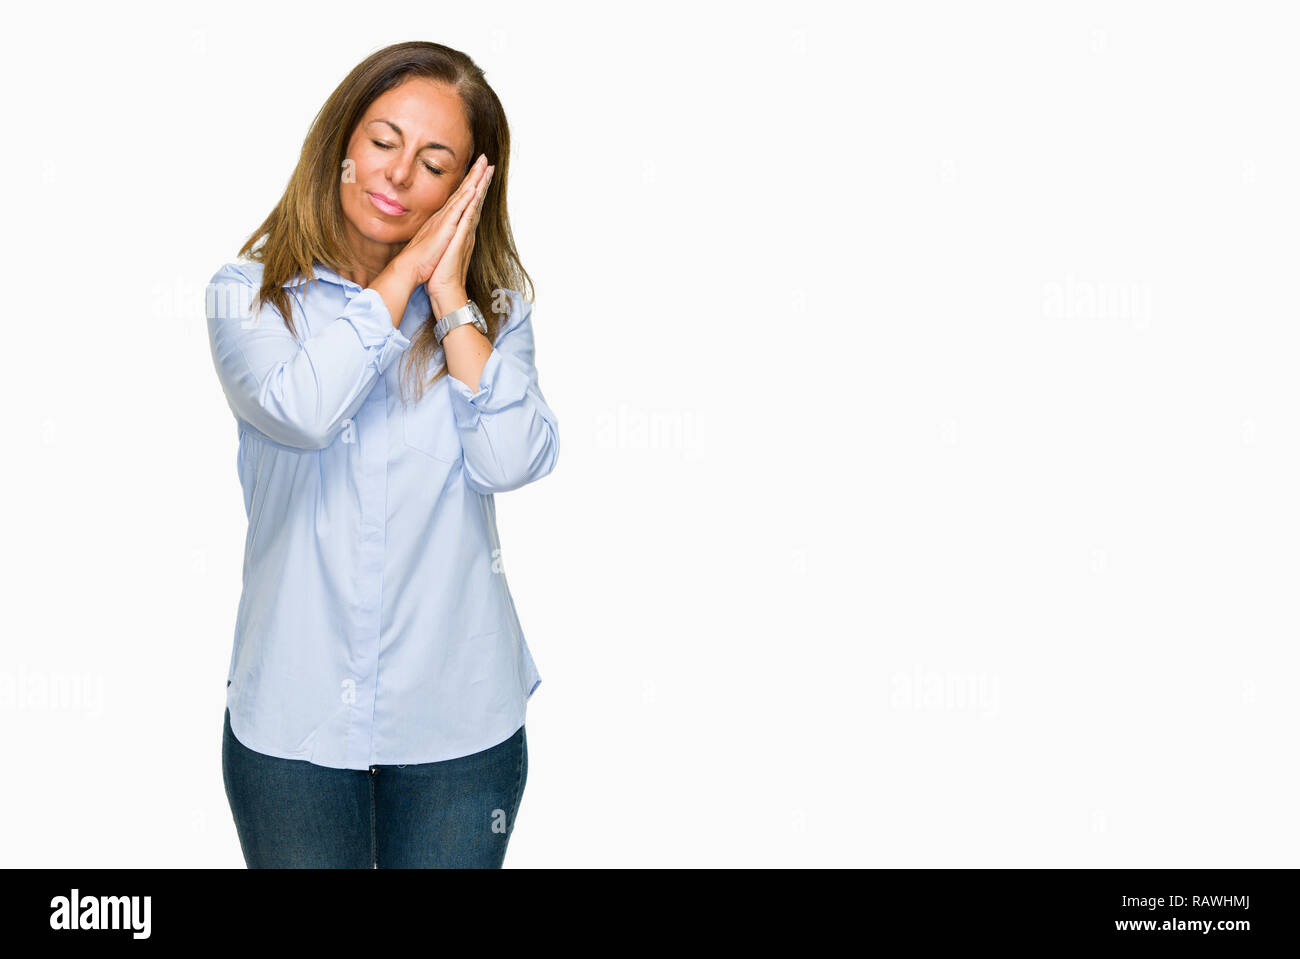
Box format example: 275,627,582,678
281,262,429,306
281,262,360,291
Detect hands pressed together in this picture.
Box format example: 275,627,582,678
395,153,494,320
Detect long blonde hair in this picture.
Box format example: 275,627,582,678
237,40,533,403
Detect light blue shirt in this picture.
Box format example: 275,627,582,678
205,260,559,770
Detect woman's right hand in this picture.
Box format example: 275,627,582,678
393,153,491,289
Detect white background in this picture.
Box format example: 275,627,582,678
1,1,1295,867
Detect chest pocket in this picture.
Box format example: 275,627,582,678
402,375,462,462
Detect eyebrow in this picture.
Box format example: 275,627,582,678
367,119,458,160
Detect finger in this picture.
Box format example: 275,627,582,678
437,160,482,210
457,168,486,212
457,193,478,235
433,195,473,272
469,168,492,223
455,184,478,221
454,154,490,198
446,197,478,261
431,186,478,245
468,193,487,234
441,168,489,255
447,182,485,237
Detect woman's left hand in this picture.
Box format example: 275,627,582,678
426,162,493,316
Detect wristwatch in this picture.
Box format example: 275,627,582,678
433,299,488,345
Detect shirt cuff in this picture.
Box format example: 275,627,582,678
446,348,531,429
342,288,411,375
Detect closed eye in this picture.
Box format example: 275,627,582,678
371,139,443,176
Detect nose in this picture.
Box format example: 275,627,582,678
385,153,414,188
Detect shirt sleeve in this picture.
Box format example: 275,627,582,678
444,290,560,493
206,262,411,450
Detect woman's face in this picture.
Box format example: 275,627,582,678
340,77,475,267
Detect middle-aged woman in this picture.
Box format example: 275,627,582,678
205,40,559,868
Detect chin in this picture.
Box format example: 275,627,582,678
364,227,408,247
344,206,406,244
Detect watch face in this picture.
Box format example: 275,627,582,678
467,302,487,334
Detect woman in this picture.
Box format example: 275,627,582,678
205,41,559,868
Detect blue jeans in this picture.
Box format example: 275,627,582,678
221,707,527,868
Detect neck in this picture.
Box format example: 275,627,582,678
341,221,405,289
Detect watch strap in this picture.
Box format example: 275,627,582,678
433,300,487,345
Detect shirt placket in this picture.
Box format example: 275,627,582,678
347,293,392,770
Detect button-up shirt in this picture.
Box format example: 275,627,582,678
205,260,559,770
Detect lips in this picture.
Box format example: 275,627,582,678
367,192,407,215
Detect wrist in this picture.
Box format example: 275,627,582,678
433,297,488,346
431,287,469,320
384,254,422,292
